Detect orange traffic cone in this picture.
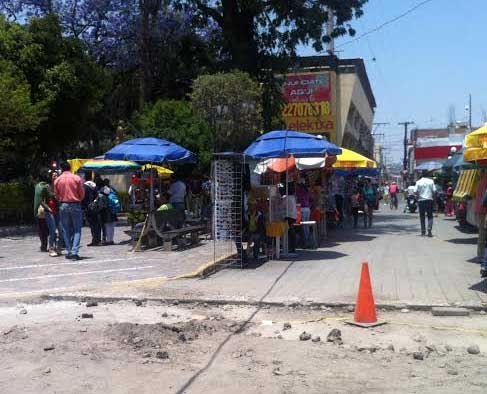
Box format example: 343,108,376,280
347,262,386,328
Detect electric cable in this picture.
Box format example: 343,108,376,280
337,0,436,49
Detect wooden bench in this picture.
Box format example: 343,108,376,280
160,225,207,251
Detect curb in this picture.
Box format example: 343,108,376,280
41,294,487,312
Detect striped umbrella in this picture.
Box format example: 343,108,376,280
79,159,142,172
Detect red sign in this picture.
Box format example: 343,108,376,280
282,73,331,103
281,72,336,142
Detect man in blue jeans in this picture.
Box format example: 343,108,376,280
54,162,85,260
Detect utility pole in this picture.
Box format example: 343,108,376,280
398,121,414,184
469,94,472,132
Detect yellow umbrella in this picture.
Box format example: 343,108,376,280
142,164,173,179
67,159,90,174
464,124,487,162
465,124,487,148
333,148,377,169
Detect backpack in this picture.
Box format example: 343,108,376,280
107,191,121,214
87,195,104,214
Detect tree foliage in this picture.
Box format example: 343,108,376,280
190,70,262,152
131,99,213,169
0,60,45,158
186,0,367,73
0,14,110,174
0,1,368,178
1,1,220,109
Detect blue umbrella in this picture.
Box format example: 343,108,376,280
244,130,342,159
104,137,196,164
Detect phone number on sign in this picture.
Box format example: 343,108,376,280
283,102,331,117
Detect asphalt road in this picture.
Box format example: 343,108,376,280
83,204,487,308
0,226,212,299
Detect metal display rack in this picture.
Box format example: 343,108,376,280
212,154,246,269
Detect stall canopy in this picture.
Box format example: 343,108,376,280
333,148,377,169
334,168,380,177
415,160,444,171
104,137,196,164
255,156,338,174
244,130,342,159
79,159,141,172
67,159,90,174
464,124,487,162
142,164,173,178
453,169,479,201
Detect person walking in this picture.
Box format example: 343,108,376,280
54,162,85,260
33,169,50,253
362,179,377,228
389,181,399,209
350,188,363,229
383,183,390,206
415,172,436,237
45,170,60,256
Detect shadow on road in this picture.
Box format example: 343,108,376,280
454,224,478,234
328,232,377,242
294,250,347,261
469,279,487,294
467,257,481,264
445,237,478,245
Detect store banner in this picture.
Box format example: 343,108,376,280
280,72,337,142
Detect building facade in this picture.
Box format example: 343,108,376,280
279,56,376,158
408,125,471,176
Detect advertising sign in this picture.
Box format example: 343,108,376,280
281,72,336,142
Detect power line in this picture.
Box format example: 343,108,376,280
336,0,436,49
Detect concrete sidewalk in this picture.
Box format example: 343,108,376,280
50,209,487,309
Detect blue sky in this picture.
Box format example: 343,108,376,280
299,0,487,162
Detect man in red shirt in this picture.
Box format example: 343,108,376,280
54,162,85,260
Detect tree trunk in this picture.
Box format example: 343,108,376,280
221,0,259,75
138,0,162,108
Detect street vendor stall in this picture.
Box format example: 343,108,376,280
462,124,487,263
242,130,341,262
104,137,199,251
460,125,487,227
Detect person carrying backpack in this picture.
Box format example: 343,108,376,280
101,185,120,245
84,179,103,246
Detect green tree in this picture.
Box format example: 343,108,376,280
0,60,45,163
188,0,366,73
131,99,213,170
0,14,110,174
190,71,262,152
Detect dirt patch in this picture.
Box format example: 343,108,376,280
1,301,487,394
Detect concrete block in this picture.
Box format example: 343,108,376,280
431,307,470,317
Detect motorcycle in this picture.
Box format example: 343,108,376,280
406,195,417,213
